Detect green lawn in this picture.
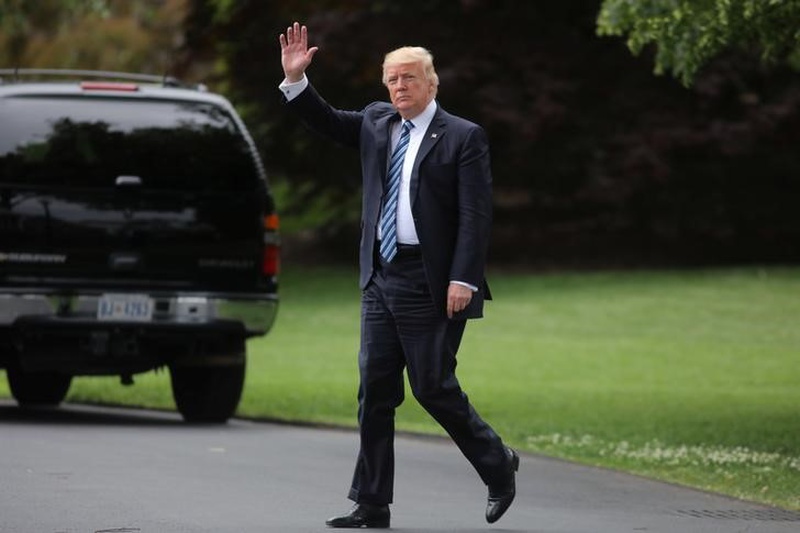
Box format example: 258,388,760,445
2,266,799,509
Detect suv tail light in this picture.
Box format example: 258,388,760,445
80,81,139,92
262,213,280,276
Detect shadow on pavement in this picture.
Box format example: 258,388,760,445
0,400,185,427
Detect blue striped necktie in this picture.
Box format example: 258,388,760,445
379,120,414,262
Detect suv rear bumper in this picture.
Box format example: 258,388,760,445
0,292,278,336
7,316,249,374
0,292,278,374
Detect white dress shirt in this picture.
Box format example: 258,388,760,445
383,99,436,245
278,74,309,100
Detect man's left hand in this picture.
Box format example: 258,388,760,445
447,283,473,318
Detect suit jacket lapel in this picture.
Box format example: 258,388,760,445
375,113,398,190
410,110,445,206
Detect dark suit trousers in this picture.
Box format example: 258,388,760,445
348,247,508,505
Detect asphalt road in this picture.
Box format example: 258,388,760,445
1,401,798,533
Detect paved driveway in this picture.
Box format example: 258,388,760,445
1,401,798,532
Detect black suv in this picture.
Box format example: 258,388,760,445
0,69,280,422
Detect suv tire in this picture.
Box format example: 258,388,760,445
169,358,246,423
7,366,72,407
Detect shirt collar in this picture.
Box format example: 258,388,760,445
400,99,437,133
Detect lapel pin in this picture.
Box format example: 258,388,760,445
431,133,438,138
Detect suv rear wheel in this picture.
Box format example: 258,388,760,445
7,366,72,406
169,358,246,423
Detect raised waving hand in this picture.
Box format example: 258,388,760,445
279,22,319,83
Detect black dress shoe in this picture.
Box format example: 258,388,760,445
485,447,520,523
326,503,390,528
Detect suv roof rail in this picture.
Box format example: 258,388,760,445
0,68,205,90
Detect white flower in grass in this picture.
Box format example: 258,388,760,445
525,433,800,472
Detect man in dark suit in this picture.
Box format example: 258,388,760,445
279,22,518,528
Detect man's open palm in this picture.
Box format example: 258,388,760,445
279,22,318,83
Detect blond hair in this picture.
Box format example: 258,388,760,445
382,46,439,93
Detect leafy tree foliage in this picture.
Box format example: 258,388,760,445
598,0,800,86
0,0,187,73
182,0,800,266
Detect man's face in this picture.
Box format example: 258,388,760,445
384,62,435,119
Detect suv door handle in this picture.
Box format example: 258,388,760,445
109,252,142,270
115,175,142,186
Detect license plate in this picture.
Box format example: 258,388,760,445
97,294,153,322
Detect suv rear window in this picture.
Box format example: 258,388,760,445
0,96,260,191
